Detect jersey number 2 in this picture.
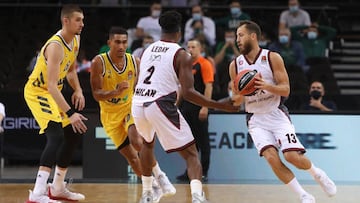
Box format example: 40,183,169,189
143,66,155,84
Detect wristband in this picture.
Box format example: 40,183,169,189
65,109,76,117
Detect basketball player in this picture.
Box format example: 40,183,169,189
90,26,175,203
229,20,336,203
24,4,87,203
132,11,239,203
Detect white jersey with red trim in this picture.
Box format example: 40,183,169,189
132,40,183,105
235,49,281,113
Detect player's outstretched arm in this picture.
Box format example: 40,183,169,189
177,50,239,112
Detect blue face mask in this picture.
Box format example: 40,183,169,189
307,31,318,39
259,40,268,47
279,35,289,44
192,13,202,21
230,7,241,17
289,5,299,13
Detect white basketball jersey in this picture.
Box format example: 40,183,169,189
235,49,281,113
132,40,183,105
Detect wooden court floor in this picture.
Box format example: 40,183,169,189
0,183,358,203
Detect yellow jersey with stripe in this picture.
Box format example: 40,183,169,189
24,30,79,134
25,30,79,93
98,52,137,112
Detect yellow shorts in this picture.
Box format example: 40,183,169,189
100,105,134,148
24,84,70,134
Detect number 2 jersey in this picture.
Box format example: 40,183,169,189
132,40,183,105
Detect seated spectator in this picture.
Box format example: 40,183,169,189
77,50,91,73
291,22,336,60
279,0,311,30
269,28,308,94
268,28,306,72
259,31,272,49
213,29,240,99
135,1,162,42
184,4,216,48
132,34,154,58
216,0,251,31
301,81,337,111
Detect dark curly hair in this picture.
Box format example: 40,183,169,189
159,10,182,33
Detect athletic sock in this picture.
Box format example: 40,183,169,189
307,163,319,177
286,177,308,196
190,179,203,196
142,175,153,193
33,170,50,195
52,166,67,190
152,162,165,178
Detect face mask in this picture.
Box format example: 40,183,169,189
143,43,151,49
307,31,318,39
289,5,299,13
192,13,202,21
151,10,161,18
310,90,321,100
225,37,235,43
230,7,241,17
259,40,268,47
279,35,289,44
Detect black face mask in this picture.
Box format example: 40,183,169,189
310,90,321,100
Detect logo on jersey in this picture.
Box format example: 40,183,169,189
107,69,111,78
239,60,243,65
150,54,161,62
128,71,133,80
261,56,267,63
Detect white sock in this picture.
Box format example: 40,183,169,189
33,170,50,195
52,166,67,190
286,177,308,196
307,163,319,177
142,176,153,193
190,179,202,196
152,162,165,178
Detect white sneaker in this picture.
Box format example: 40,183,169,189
26,190,60,203
300,193,315,203
156,174,176,197
192,192,209,203
48,182,85,201
152,177,163,203
314,168,337,197
139,191,153,203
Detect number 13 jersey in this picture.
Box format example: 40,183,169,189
133,40,184,105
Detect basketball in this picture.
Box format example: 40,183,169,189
234,69,259,96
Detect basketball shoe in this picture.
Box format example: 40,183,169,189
300,193,315,203
48,182,85,201
314,168,337,197
26,190,60,203
152,177,163,203
139,191,153,203
192,192,209,203
156,174,176,197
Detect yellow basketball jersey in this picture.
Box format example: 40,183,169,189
25,30,80,93
98,52,137,112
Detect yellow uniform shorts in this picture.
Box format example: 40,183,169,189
24,84,70,134
100,104,134,148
